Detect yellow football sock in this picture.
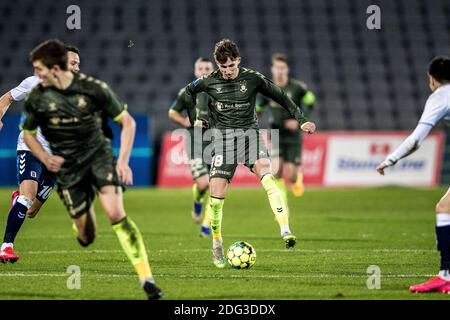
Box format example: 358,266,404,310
209,197,224,240
261,174,290,233
112,217,153,281
276,178,289,215
202,197,211,227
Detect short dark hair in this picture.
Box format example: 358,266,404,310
66,45,80,55
30,39,68,71
272,53,289,65
214,39,240,64
429,56,450,83
195,57,212,64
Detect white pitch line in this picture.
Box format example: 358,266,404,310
0,273,436,279
21,248,436,255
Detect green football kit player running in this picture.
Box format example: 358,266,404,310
257,53,316,208
22,39,162,299
169,57,214,237
184,39,316,268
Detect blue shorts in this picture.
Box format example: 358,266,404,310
16,150,57,203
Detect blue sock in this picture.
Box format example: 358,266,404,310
3,196,31,244
200,225,211,235
194,202,203,216
436,225,450,271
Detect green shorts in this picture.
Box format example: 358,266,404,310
270,130,303,165
209,129,269,182
57,142,120,219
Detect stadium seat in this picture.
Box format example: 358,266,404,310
0,0,447,136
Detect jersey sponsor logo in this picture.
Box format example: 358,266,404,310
216,102,225,111
215,101,251,111
50,117,80,125
50,117,61,125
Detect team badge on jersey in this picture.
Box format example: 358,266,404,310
48,102,57,111
31,171,37,178
77,95,87,108
239,82,247,93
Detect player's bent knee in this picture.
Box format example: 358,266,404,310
20,180,38,198
197,180,209,193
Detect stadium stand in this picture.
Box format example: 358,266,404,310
1,0,449,137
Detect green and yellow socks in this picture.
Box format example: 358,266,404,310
261,174,291,235
208,196,224,241
112,217,155,285
275,178,289,216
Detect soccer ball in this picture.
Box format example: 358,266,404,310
226,241,256,269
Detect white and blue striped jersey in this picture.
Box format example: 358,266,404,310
11,76,52,154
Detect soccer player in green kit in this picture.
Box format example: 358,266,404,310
184,39,316,268
169,57,214,237
257,53,316,204
21,39,162,299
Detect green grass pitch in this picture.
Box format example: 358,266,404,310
0,186,448,300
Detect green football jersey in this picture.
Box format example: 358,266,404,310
22,73,126,166
184,67,309,129
256,79,315,131
171,87,211,127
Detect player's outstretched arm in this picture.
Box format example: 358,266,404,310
0,91,14,130
23,131,65,172
258,75,316,133
115,111,136,185
376,123,432,175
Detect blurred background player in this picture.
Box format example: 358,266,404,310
376,56,450,294
184,39,316,268
22,39,162,299
169,57,214,237
257,53,316,204
0,46,80,263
